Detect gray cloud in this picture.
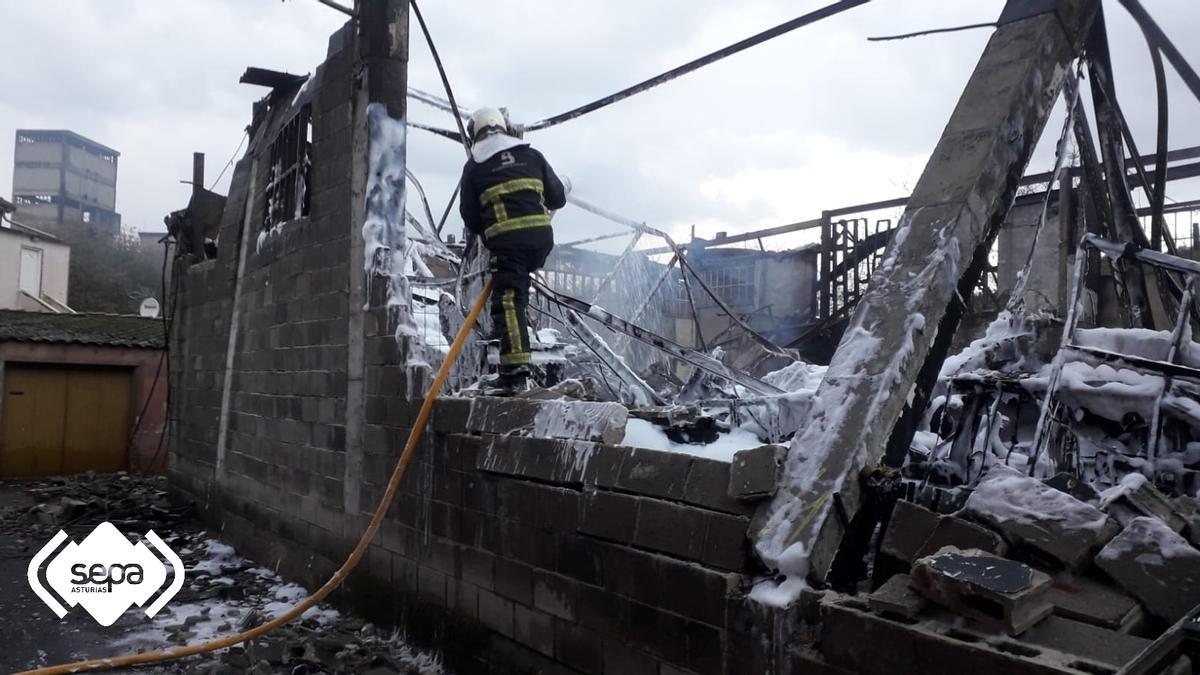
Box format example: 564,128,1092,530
1,0,1197,246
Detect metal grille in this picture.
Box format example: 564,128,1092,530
263,105,312,231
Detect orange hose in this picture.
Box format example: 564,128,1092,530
19,281,493,675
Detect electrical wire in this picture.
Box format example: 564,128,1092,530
1116,0,1200,107
409,0,471,157
209,131,248,191
867,21,995,42
525,0,871,131
408,0,871,140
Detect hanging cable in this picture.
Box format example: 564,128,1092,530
409,0,471,157
209,131,248,191
1148,46,1170,251
1116,0,1200,107
524,0,870,131
867,21,995,42
409,0,873,140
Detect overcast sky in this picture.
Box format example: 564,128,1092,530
1,0,1198,249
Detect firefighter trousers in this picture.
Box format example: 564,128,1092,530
488,236,553,372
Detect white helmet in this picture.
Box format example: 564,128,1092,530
468,107,507,142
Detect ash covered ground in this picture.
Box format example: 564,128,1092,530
1,473,446,675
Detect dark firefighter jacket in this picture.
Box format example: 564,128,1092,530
459,134,567,248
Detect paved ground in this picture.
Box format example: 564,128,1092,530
0,475,446,675
0,485,146,672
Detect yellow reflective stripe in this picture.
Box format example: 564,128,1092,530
502,288,524,354
479,178,544,205
484,214,551,239
500,351,532,366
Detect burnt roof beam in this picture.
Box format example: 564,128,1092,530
751,0,1100,588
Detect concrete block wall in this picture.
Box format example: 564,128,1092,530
169,19,790,675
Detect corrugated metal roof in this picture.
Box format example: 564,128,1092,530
0,310,165,349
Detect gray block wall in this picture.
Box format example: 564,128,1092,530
167,19,792,675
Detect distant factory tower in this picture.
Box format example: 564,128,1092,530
11,129,121,236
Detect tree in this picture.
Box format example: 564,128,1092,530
62,229,165,314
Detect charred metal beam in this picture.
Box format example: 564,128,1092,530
535,280,784,396
1086,7,1154,328
240,67,310,90
752,0,1098,588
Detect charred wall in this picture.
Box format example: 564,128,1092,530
166,16,790,675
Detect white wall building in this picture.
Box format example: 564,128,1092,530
0,215,71,312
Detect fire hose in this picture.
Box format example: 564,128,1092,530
19,281,494,675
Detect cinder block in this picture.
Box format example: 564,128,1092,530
533,572,578,621
1045,575,1143,632
869,574,927,619
656,557,739,627
513,603,556,657
417,565,447,606
580,489,639,542
963,465,1118,569
727,444,784,499
1100,473,1187,532
880,499,940,564
478,588,515,638
910,547,1053,636
554,619,603,674
915,514,1008,561
634,499,704,560
557,535,605,587
602,640,657,675
465,397,628,444
461,547,495,590
701,511,750,572
681,458,755,516
1022,615,1150,668
1095,516,1200,623
598,542,663,608
615,450,692,501
494,557,534,606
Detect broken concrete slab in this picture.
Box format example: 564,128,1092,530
1095,516,1200,623
820,594,1118,675
464,397,628,445
869,574,927,620
1099,473,1187,533
1021,615,1151,668
911,547,1053,636
751,0,1100,587
1045,575,1144,633
880,500,1007,567
915,514,1008,561
962,465,1118,569
728,445,784,500
880,500,941,565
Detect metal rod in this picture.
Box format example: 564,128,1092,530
1116,0,1200,108
409,0,471,157
1147,277,1194,462
1149,46,1169,252
308,0,356,17
534,280,784,396
525,0,872,131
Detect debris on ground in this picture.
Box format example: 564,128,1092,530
3,473,446,675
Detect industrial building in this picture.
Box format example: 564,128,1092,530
11,129,122,236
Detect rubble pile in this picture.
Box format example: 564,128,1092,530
3,474,445,675
0,471,189,540
812,462,1200,674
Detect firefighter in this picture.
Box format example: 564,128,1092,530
460,107,568,393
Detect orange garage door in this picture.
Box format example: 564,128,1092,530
1,364,133,477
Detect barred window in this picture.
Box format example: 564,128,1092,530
263,105,312,231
